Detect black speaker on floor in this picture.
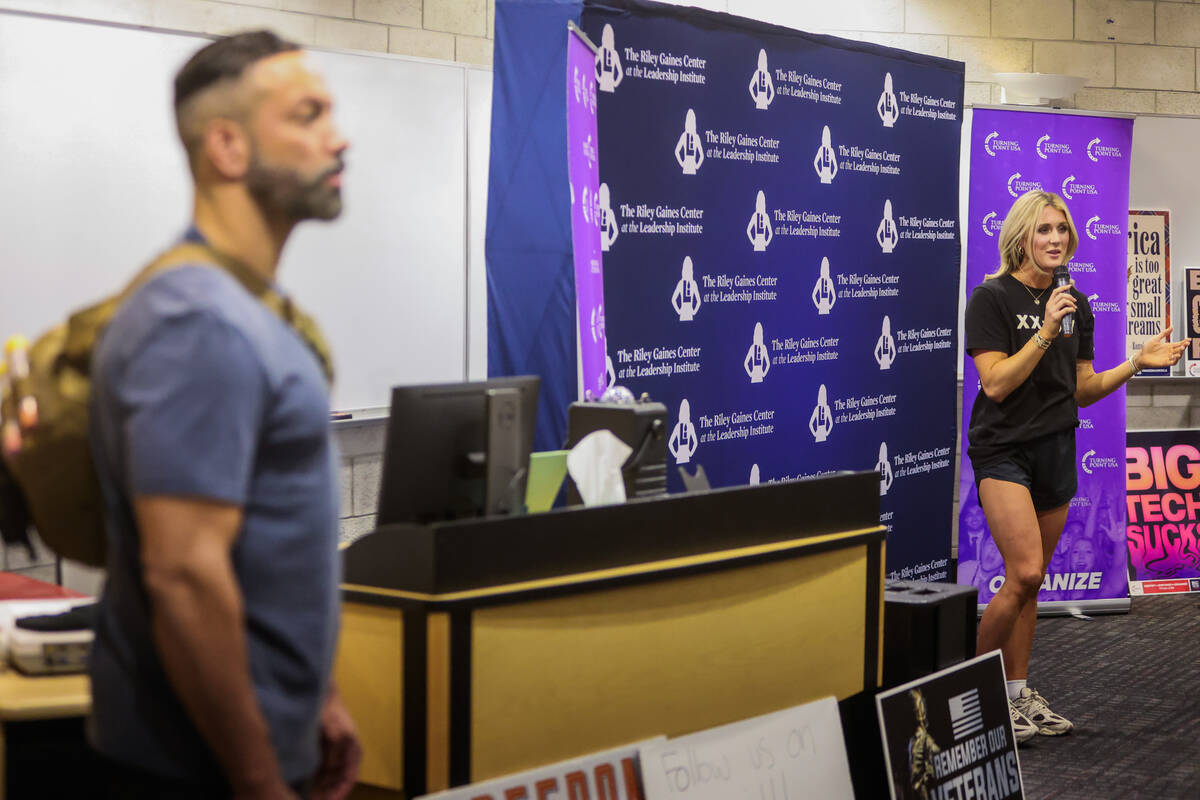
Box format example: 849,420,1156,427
883,580,977,687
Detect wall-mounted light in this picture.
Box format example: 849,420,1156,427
992,72,1088,105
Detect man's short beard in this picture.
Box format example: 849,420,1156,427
246,153,343,222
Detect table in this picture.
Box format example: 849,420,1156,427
0,572,90,799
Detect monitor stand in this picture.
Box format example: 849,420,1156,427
484,387,524,516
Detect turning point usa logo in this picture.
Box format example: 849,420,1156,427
1036,134,1072,159
1006,172,1043,198
983,131,1020,157
1061,174,1098,200
1081,448,1119,475
1087,137,1123,162
1087,292,1122,314
1085,215,1122,240
980,212,1004,238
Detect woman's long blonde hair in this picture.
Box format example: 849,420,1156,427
987,190,1079,280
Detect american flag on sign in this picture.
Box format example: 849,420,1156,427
948,689,984,740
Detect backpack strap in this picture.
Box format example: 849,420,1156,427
64,242,334,384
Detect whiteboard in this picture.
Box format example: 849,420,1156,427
467,67,492,381
0,10,489,411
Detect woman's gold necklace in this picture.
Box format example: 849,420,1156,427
1016,271,1049,305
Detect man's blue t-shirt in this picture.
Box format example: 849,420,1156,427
88,259,340,787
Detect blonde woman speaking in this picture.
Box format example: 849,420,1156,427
964,190,1187,742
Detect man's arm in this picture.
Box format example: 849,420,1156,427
135,495,295,800
312,682,362,800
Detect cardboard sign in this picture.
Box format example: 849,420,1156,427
1187,268,1200,376
415,739,660,800
1127,210,1169,376
638,697,854,800
876,652,1022,800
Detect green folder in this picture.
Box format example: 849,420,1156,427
525,450,569,513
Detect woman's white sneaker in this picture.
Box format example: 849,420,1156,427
1012,687,1074,735
1009,701,1039,744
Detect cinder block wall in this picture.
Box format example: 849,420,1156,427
4,0,1196,582
0,0,497,64
17,0,1200,112
682,0,1200,117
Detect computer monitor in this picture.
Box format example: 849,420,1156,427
376,376,539,525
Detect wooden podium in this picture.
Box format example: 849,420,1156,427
336,472,884,797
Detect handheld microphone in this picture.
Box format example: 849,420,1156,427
1053,264,1074,337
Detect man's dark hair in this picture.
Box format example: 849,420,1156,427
174,30,300,111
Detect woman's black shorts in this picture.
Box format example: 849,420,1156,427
971,429,1077,511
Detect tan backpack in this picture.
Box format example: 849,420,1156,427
0,242,333,567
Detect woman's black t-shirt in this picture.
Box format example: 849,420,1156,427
965,273,1095,462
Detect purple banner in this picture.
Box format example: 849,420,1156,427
567,27,610,400
958,108,1133,605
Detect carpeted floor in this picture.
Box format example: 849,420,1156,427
1017,594,1200,799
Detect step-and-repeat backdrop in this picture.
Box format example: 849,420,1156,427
582,0,964,577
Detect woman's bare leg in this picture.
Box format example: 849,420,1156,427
976,479,1048,679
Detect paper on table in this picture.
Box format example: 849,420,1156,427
566,429,632,506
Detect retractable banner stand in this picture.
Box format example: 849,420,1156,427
580,0,965,578
567,25,610,399
959,108,1134,614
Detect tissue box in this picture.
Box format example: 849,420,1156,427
565,401,668,504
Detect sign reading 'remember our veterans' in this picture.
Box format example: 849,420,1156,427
1127,210,1170,376
959,108,1134,610
876,652,1022,800
581,0,965,579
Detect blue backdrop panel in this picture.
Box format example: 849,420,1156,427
487,0,583,451
581,0,964,576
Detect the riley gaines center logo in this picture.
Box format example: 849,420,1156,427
980,211,1004,238
1036,133,1071,159
1087,137,1123,162
1085,215,1122,240
1061,174,1098,199
1006,172,1042,197
982,131,1020,156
